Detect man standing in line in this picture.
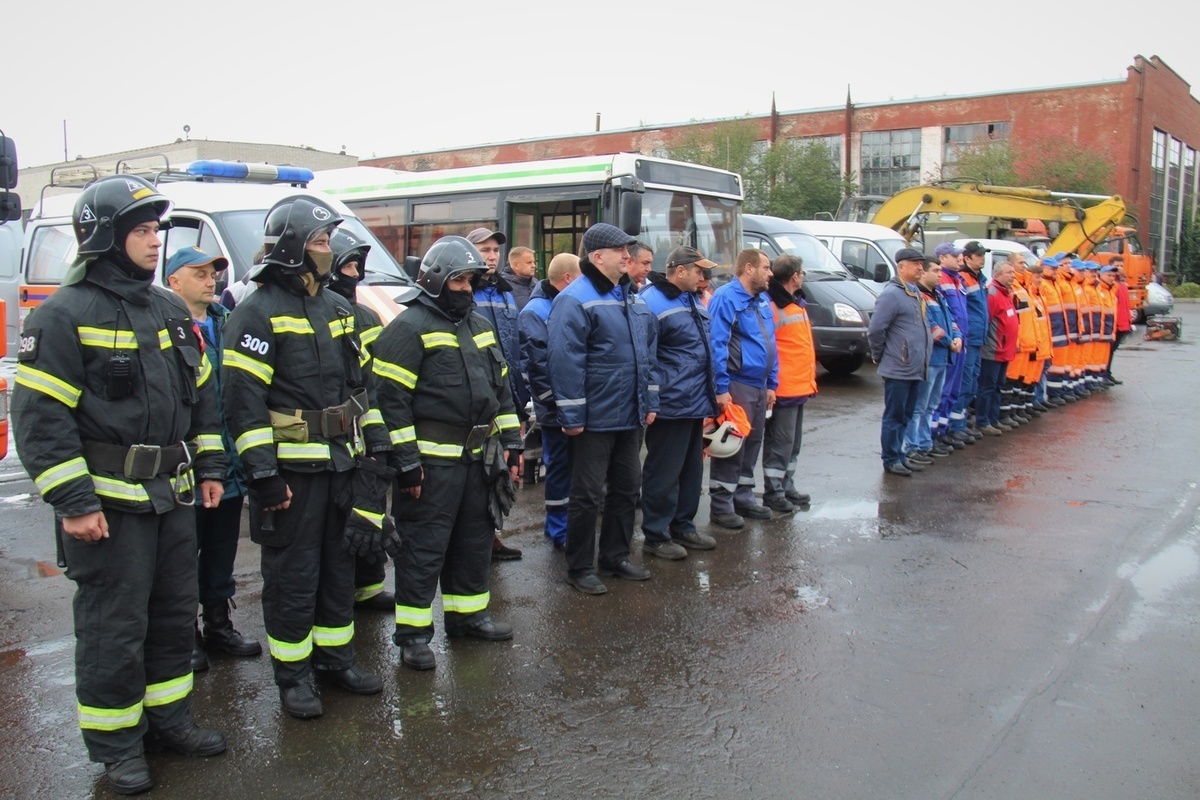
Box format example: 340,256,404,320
762,254,818,511
976,261,1019,435
628,242,654,291
932,243,970,449
13,176,229,794
950,241,989,440
500,245,538,311
466,227,526,561
707,248,778,527
1104,258,1132,383
904,255,962,463
867,248,932,476
163,247,263,672
638,246,719,559
548,223,658,595
518,252,581,551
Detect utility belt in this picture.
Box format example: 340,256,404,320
270,388,369,441
415,419,496,457
82,439,196,505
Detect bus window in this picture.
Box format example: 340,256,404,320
352,199,407,262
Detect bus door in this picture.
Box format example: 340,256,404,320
509,199,595,278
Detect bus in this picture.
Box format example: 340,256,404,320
309,153,744,279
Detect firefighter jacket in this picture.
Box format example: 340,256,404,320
766,281,817,401
938,267,970,346
474,274,529,413
13,259,226,517
708,276,778,392
1055,274,1081,343
1039,275,1068,348
547,258,659,431
918,284,963,369
1029,286,1054,361
372,294,523,474
518,279,560,427
351,298,384,362
982,281,1018,362
196,301,246,499
960,267,988,347
640,270,717,419
221,278,389,483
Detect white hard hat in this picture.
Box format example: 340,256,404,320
703,420,744,459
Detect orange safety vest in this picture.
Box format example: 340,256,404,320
771,298,818,399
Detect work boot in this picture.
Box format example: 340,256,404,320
673,529,717,549
400,642,437,670
191,621,209,673
733,503,772,520
280,681,323,719
763,495,796,513
446,615,514,641
104,756,153,795
355,589,396,612
928,443,952,457
317,665,383,694
147,721,227,757
906,451,933,465
711,512,745,530
567,571,609,595
643,539,688,560
202,601,262,658
784,489,811,505
492,534,522,561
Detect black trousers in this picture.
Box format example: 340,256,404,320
62,505,196,764
250,470,355,686
641,418,705,542
391,459,493,644
565,428,643,577
195,494,243,607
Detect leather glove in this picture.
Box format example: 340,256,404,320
343,508,383,563
251,475,289,510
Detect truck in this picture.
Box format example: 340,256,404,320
0,130,19,459
866,183,1155,316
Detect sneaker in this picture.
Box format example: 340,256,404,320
902,459,926,471
711,513,745,530
994,421,1014,432
734,503,772,520
763,495,796,513
673,529,717,550
884,462,912,477
928,443,952,457
906,451,933,465
643,539,687,560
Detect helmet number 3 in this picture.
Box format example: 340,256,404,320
239,334,270,356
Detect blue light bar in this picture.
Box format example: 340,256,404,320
187,160,314,185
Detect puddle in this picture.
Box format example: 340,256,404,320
807,500,878,521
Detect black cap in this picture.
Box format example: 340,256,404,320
894,247,930,264
963,241,990,257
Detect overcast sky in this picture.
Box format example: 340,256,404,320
6,0,1198,170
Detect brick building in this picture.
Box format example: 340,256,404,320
365,55,1200,268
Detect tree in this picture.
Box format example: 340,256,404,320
944,141,1018,186
1174,211,1200,284
950,128,1114,195
665,120,850,219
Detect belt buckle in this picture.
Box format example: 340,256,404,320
321,407,347,438
123,444,162,481
463,424,491,454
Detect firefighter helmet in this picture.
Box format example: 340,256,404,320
72,175,170,265
416,235,487,297
254,195,343,276
327,228,371,298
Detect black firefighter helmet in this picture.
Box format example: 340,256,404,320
327,228,371,299
67,175,171,283
416,235,488,297
247,194,344,280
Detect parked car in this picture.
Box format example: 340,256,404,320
1143,281,1175,317
742,215,877,375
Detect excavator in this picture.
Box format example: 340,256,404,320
869,183,1154,315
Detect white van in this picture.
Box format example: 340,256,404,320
800,220,909,294
15,162,418,338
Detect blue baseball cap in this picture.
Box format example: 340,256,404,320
934,242,964,258
164,246,228,283
1083,260,1100,271
1100,264,1119,273
1070,258,1087,270
1040,256,1060,268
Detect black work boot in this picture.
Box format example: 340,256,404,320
280,680,323,719
202,601,263,658
146,721,227,757
191,621,209,673
105,756,153,795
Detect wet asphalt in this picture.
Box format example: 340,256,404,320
1,306,1198,799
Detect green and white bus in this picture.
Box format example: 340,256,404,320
310,153,744,279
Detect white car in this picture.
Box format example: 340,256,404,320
1143,281,1175,317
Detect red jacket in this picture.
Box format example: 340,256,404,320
982,281,1018,362
1114,281,1132,332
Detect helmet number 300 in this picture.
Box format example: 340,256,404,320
240,334,270,356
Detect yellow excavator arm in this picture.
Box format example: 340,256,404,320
870,183,1127,257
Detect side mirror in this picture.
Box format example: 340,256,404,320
403,255,421,281
0,190,19,222
619,191,642,237
0,135,17,190
873,263,890,283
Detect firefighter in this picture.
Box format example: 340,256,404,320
372,235,523,671
222,195,389,720
12,175,228,794
326,229,396,613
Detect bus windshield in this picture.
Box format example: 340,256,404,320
640,190,741,278
215,211,409,282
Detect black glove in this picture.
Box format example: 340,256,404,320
342,456,397,562
506,450,521,469
343,510,380,563
395,466,423,489
251,475,289,510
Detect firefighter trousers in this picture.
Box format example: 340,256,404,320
250,470,355,687
61,505,197,764
392,459,493,644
